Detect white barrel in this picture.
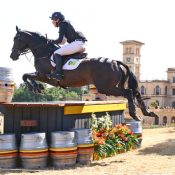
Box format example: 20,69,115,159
124,119,143,148
73,128,93,145
50,131,77,148
50,131,77,168
20,132,48,151
0,133,17,151
0,133,17,169
73,129,94,165
125,120,142,134
20,133,48,169
0,67,14,103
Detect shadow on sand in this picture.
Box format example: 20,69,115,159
138,138,175,156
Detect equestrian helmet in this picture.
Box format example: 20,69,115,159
50,12,65,21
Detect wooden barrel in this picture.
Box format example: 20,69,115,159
0,67,14,103
125,119,143,148
49,131,77,168
73,128,94,165
0,133,17,168
20,132,48,169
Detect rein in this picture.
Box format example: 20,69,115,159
21,42,49,55
23,41,53,65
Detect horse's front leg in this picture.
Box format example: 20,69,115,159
22,72,61,93
22,72,44,93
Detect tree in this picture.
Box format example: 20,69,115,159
12,83,86,102
150,100,159,109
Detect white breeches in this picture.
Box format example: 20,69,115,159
54,41,86,56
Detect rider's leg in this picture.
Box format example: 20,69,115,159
52,53,63,81
55,41,85,55
52,41,85,81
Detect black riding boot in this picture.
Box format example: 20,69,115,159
52,54,63,81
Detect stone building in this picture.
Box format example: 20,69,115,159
121,40,175,108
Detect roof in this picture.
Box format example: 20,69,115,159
0,100,126,107
120,40,144,45
167,68,175,72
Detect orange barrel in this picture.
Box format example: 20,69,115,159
125,119,143,148
19,132,48,169
49,131,77,168
0,133,17,168
73,129,94,165
0,67,14,103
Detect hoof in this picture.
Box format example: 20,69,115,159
132,115,143,121
38,83,44,90
150,112,159,118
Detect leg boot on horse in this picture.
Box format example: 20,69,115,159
51,54,63,81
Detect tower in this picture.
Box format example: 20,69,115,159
120,40,144,81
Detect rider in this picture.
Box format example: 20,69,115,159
49,11,87,81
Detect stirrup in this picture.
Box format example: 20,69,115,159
53,73,63,81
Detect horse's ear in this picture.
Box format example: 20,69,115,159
16,26,20,33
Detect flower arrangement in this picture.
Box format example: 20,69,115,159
91,113,139,160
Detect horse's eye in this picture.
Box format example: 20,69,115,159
14,34,21,41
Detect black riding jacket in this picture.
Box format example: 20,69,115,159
53,20,87,44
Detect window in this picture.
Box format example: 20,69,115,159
171,117,175,123
136,58,139,63
173,77,175,83
165,86,167,95
126,57,131,63
173,89,175,95
155,85,160,95
163,116,167,125
136,48,140,55
172,101,175,108
140,86,145,95
125,47,129,54
131,48,134,54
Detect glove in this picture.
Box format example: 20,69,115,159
48,39,55,44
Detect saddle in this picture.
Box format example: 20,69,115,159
62,51,88,64
63,52,87,60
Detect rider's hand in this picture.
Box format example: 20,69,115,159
48,39,55,44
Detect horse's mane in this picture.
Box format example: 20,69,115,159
23,30,47,41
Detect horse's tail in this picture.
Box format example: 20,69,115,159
117,61,139,97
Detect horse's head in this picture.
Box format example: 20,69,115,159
10,26,30,60
10,26,57,61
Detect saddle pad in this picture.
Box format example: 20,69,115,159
50,55,83,70
63,58,83,70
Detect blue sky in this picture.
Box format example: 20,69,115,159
0,0,175,85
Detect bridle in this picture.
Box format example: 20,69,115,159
12,31,53,64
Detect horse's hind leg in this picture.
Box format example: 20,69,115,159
96,85,142,121
135,91,158,118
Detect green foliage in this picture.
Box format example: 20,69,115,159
12,83,84,102
150,100,159,109
149,124,160,129
91,113,139,159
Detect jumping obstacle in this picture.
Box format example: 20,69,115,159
0,100,126,144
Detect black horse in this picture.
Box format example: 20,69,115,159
10,26,158,121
